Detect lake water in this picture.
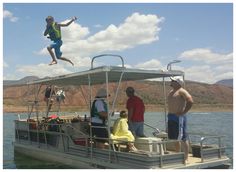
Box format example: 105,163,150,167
3,112,233,169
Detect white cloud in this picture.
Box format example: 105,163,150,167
131,48,233,84
34,47,48,56
3,10,19,22
214,72,233,81
37,12,164,68
184,65,216,83
135,59,163,70
61,20,90,42
178,48,233,83
17,63,73,78
179,48,232,65
3,74,19,80
30,12,164,78
184,65,233,84
123,64,132,68
87,13,164,51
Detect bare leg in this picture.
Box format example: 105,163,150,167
175,140,189,164
175,141,181,152
182,140,189,162
128,143,137,151
47,47,57,65
59,57,74,66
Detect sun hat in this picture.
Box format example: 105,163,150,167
170,76,184,86
96,88,108,98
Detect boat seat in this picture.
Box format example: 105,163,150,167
110,138,129,152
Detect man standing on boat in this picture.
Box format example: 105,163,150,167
167,76,193,163
91,88,109,149
126,87,145,137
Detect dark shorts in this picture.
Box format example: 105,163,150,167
91,123,108,143
168,114,187,141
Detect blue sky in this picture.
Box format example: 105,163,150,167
3,3,233,83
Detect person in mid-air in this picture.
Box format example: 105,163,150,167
44,16,77,66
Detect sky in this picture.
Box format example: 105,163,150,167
3,2,233,84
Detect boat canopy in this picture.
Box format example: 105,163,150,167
27,66,184,86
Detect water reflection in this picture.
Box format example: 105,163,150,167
14,151,74,169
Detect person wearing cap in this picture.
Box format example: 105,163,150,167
91,88,109,149
44,16,76,66
126,87,145,137
167,76,193,163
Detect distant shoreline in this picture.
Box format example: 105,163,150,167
3,104,233,113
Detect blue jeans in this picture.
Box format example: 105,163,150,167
50,39,63,58
128,121,145,137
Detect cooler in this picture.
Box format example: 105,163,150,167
134,137,164,154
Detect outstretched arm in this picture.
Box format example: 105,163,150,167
59,16,77,27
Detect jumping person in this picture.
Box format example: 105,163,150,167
44,16,76,66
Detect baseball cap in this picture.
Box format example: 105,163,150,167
170,76,184,85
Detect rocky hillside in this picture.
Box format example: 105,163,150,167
215,79,233,87
3,80,233,112
3,76,39,86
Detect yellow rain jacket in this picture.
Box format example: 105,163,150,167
110,118,135,142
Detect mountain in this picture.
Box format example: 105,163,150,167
215,79,233,87
3,76,40,86
3,78,233,112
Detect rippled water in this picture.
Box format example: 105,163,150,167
3,112,233,169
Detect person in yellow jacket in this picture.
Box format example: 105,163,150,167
44,16,76,66
111,111,137,151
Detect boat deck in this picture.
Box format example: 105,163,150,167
161,152,229,169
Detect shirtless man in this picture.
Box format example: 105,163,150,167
167,76,193,163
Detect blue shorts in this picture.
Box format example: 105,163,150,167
168,114,187,141
49,39,63,58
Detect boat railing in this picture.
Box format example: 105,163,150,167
63,124,89,146
144,122,162,135
27,100,63,116
188,133,226,163
15,120,191,167
91,54,125,69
